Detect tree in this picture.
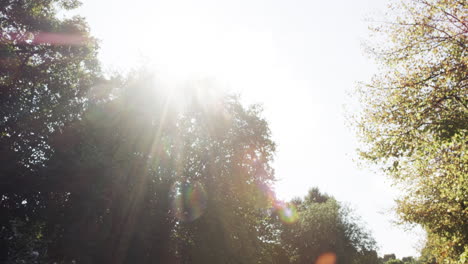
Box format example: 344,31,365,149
0,0,101,167
1,69,279,263
0,0,102,261
355,249,381,264
33,73,178,263
167,86,277,264
1,2,344,260
418,244,437,264
356,0,467,262
279,188,377,264
383,254,396,262
402,256,417,264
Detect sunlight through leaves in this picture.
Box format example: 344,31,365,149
169,181,208,222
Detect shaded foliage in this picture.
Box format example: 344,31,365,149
1,0,101,262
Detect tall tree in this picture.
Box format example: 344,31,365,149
168,86,276,264
0,0,100,168
356,0,467,262
2,69,278,263
0,0,101,262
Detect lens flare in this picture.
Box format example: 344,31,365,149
2,32,86,46
315,252,337,264
256,183,299,224
277,202,299,224
170,181,207,222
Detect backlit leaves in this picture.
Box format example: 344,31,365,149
357,0,467,262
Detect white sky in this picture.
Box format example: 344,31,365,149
75,0,424,258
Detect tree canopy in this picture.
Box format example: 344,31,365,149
2,0,455,263
357,0,467,262
1,1,102,261
278,188,378,264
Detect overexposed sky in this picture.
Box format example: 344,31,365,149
75,0,424,258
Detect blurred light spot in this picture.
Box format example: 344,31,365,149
276,202,299,224
170,181,207,222
315,252,337,264
256,183,299,224
2,32,86,46
33,32,86,45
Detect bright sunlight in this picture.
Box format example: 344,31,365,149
2,0,466,263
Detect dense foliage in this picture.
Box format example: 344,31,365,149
278,188,379,264
357,0,467,263
0,2,379,262
3,0,453,263
1,0,102,262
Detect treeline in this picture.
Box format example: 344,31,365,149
0,1,379,263
378,254,433,264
